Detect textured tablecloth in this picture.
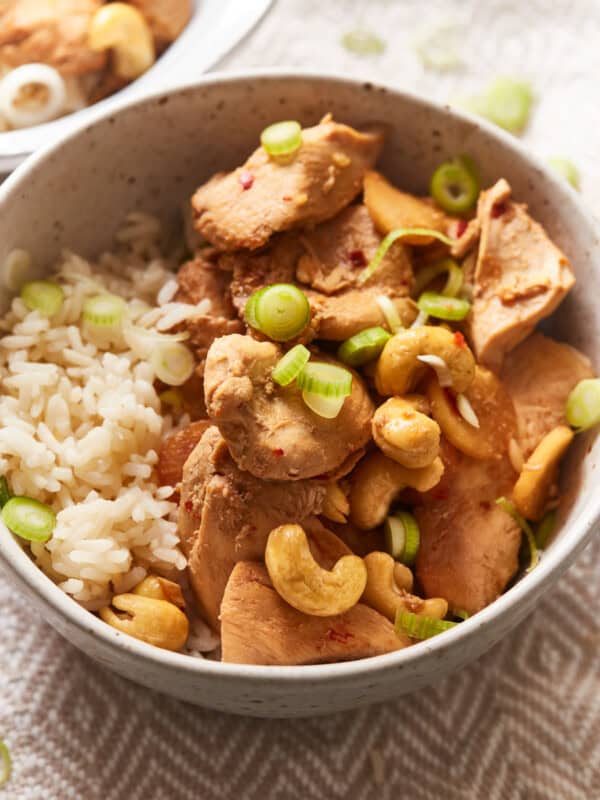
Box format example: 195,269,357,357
2,1,600,798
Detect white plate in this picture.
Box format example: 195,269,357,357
0,0,272,173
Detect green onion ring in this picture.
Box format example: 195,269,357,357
337,327,391,367
565,379,600,431
1,496,56,542
21,280,64,317
272,344,311,386
246,284,310,342
296,362,352,398
414,257,463,297
359,228,455,284
384,512,420,566
395,610,457,640
302,390,346,419
417,291,470,321
430,158,480,214
260,121,302,158
535,510,557,549
496,496,538,572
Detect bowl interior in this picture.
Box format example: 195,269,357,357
0,73,599,697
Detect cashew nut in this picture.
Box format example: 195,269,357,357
99,593,189,651
512,426,574,520
321,481,350,524
265,524,367,616
362,552,448,621
375,326,476,397
349,452,444,530
89,4,155,80
132,575,186,608
372,396,440,468
427,366,517,460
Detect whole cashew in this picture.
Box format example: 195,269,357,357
349,452,444,530
362,552,448,621
372,396,440,468
265,524,367,616
321,481,350,524
132,575,186,608
100,593,189,651
512,426,574,520
89,4,155,80
375,326,476,397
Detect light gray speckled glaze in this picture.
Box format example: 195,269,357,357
0,72,599,718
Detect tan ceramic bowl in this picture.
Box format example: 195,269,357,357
0,72,598,717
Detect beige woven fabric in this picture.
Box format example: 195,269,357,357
2,0,600,797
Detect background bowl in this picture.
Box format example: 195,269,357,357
0,0,272,173
0,72,598,718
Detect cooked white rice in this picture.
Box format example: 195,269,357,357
0,213,211,615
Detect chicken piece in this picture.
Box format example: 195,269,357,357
220,562,405,665
157,419,211,488
296,205,413,295
466,179,575,368
192,116,384,251
179,427,328,628
0,0,107,76
176,254,244,369
128,0,192,46
310,289,417,341
415,441,521,616
501,332,594,458
204,334,374,480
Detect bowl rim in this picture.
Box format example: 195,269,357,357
0,67,598,684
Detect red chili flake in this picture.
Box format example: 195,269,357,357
456,219,468,237
480,500,491,511
326,628,353,644
238,170,254,190
444,388,459,415
432,489,449,501
491,202,507,218
282,194,293,202
273,448,285,457
184,500,194,512
347,249,367,267
453,331,467,348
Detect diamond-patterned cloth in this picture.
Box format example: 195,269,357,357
2,1,600,797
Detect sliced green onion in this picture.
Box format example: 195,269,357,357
482,78,534,134
0,477,11,508
359,228,454,284
272,344,310,386
82,293,126,328
20,280,64,317
150,342,195,387
297,362,353,398
417,291,470,321
376,295,403,333
536,510,557,549
337,327,391,367
0,738,10,789
2,496,56,542
302,390,346,419
341,29,386,56
158,388,184,412
395,610,457,640
548,157,580,190
430,157,480,214
384,512,420,566
453,609,470,621
414,258,463,298
565,379,600,431
260,121,302,158
246,284,310,342
413,23,463,72
496,496,538,572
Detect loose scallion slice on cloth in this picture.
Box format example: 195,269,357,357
565,378,600,430
395,610,458,640
430,156,480,214
0,738,10,789
150,342,194,386
536,510,557,549
260,121,302,158
341,29,386,56
417,291,470,321
496,496,538,572
301,390,346,419
272,344,310,386
21,280,64,317
384,512,420,566
0,477,11,508
337,327,391,367
414,257,463,297
245,284,310,342
376,295,403,333
456,78,534,134
2,496,56,542
297,362,353,398
548,157,580,190
413,23,464,72
359,228,454,283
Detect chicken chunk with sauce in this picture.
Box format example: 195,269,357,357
128,0,192,47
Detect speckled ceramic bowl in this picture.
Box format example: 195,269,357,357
0,72,598,718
